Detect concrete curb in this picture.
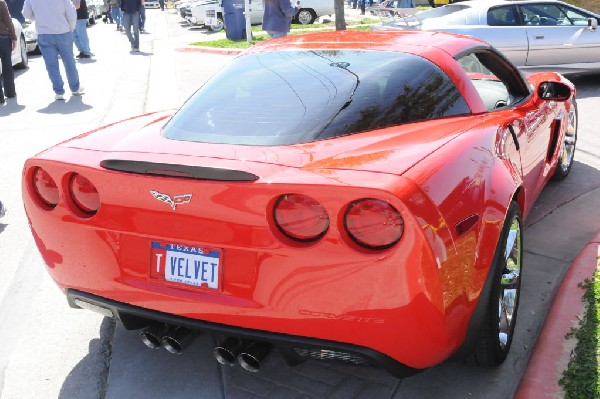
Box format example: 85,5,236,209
515,233,600,398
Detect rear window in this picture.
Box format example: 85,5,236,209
163,50,470,146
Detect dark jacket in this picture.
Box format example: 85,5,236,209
0,0,16,39
75,0,88,20
120,0,141,13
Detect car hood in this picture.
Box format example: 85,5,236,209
57,111,484,177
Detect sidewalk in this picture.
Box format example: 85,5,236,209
516,234,600,398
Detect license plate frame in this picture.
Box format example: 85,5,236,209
150,241,222,291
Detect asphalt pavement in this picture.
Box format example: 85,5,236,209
0,7,599,399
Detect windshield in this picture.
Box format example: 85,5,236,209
163,50,470,146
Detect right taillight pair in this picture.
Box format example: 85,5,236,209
31,167,100,216
273,194,404,250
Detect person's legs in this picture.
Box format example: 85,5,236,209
122,12,135,48
132,11,140,49
139,7,145,31
37,34,65,95
73,19,84,53
55,32,81,93
267,31,287,39
0,36,15,99
111,6,122,27
73,19,91,55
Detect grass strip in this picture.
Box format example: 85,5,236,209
559,261,600,398
190,26,371,48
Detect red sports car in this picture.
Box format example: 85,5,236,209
22,30,577,377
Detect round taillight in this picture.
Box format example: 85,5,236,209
273,194,329,242
32,167,59,208
345,199,404,250
69,174,100,215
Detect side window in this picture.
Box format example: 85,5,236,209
457,53,510,111
487,6,519,26
520,4,565,26
559,5,593,26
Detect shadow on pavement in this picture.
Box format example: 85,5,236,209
37,96,93,114
59,317,115,399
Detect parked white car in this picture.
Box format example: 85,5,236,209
198,0,333,31
145,0,162,8
186,0,222,29
0,18,28,74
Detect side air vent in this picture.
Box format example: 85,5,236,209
100,160,259,181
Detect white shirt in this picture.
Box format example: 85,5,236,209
22,0,77,35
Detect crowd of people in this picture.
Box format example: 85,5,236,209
0,0,151,104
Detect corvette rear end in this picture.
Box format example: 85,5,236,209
22,30,577,378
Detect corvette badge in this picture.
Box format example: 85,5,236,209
150,190,192,210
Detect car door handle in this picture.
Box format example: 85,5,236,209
534,35,544,39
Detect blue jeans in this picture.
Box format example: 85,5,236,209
111,6,123,26
266,31,287,39
122,12,140,49
73,19,91,55
37,32,80,95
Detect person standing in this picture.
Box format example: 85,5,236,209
262,0,299,39
22,0,84,100
121,0,141,51
72,0,93,58
110,0,122,30
0,0,17,103
158,0,164,11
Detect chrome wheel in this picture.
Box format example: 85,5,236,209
296,9,316,24
472,202,522,366
498,216,521,349
559,104,577,173
209,18,224,32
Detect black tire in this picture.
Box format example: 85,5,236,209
14,35,28,69
208,16,224,32
552,99,577,181
294,8,317,24
473,201,523,366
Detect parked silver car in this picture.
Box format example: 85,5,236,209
374,0,600,74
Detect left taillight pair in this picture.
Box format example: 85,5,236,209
31,167,100,215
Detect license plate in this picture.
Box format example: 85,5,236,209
206,9,216,17
150,242,221,290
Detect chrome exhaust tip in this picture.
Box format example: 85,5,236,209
213,337,244,366
161,327,197,354
140,325,169,349
237,342,273,372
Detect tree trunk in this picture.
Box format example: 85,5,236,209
334,0,346,30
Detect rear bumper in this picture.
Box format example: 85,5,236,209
67,289,420,378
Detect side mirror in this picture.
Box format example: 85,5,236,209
537,81,571,101
589,18,598,32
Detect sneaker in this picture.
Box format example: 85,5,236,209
71,86,85,96
133,48,139,52
55,93,65,101
79,53,92,59
76,52,85,58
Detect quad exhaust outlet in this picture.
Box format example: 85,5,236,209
140,326,273,371
140,325,198,354
213,338,273,372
